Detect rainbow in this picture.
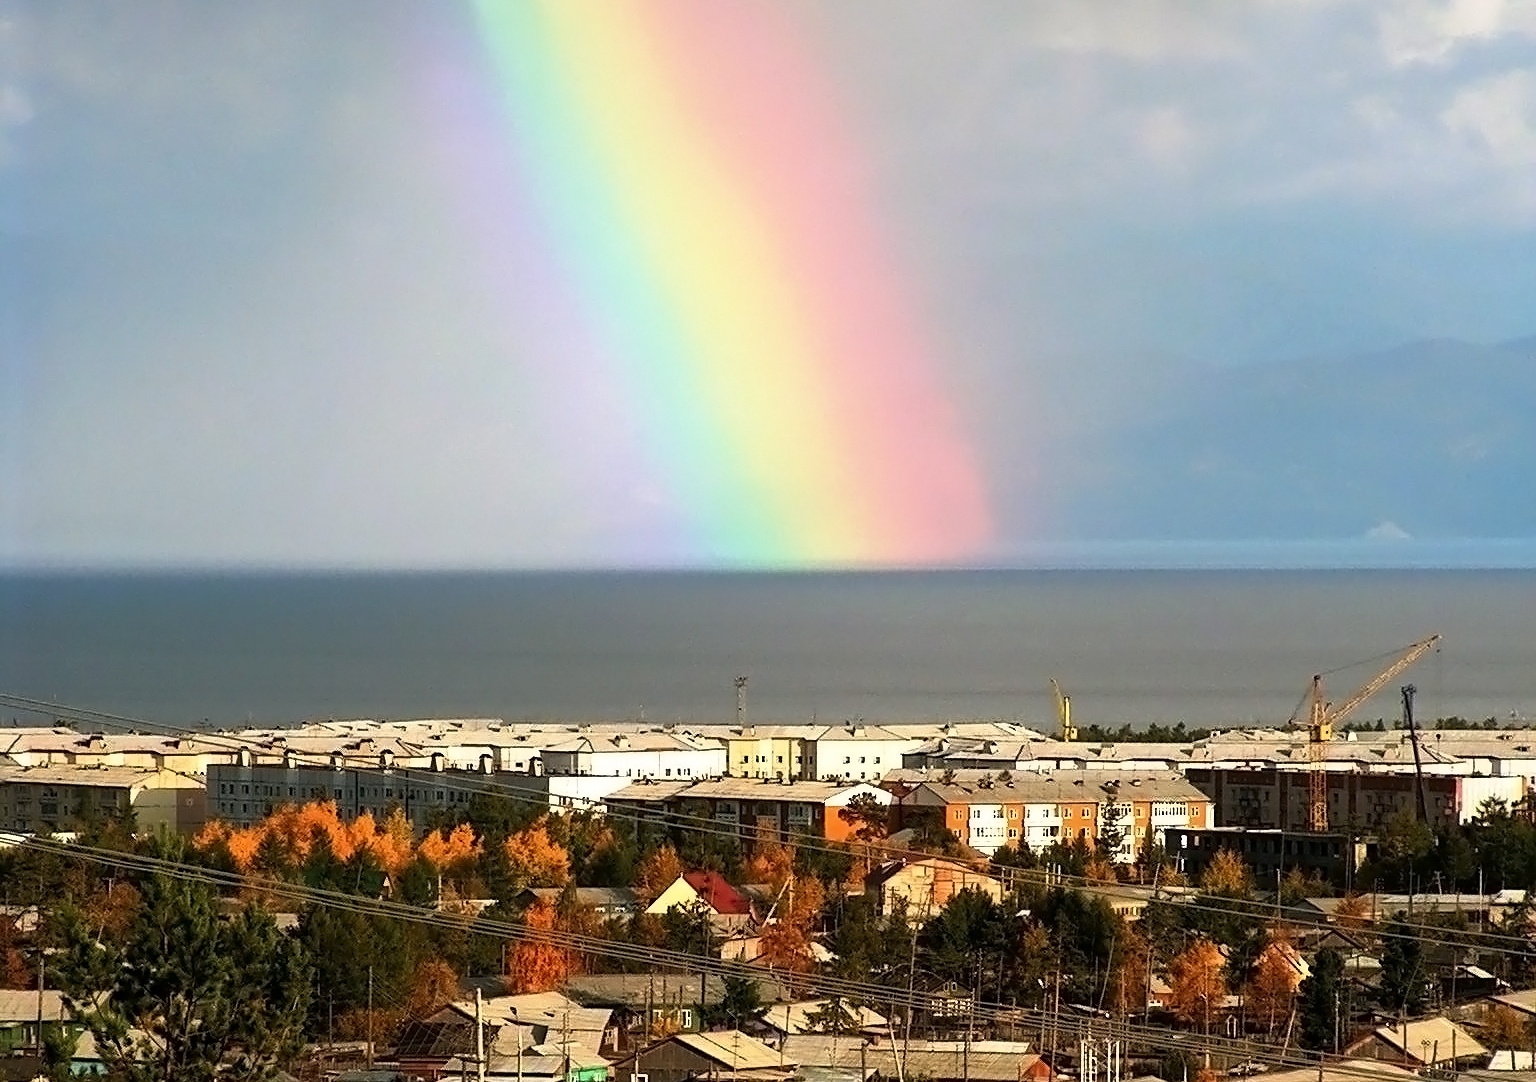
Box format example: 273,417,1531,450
460,0,992,567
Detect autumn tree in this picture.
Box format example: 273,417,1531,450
1083,854,1120,884
758,919,815,975
1483,1005,1531,1050
419,824,481,876
1246,939,1302,1036
1109,929,1151,1016
504,820,572,891
1333,893,1370,931
504,900,573,993
1200,849,1253,898
1167,937,1226,1029
744,842,795,890
404,958,461,1019
634,845,685,905
0,916,29,989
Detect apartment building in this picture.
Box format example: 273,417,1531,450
0,763,206,834
896,771,1210,860
540,731,725,780
805,725,924,782
0,728,235,775
607,777,892,844
1185,766,1524,832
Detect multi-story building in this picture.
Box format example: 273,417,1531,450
0,728,236,776
1185,766,1524,832
607,777,892,844
0,763,206,834
895,771,1210,860
540,731,725,780
805,725,924,782
719,726,814,780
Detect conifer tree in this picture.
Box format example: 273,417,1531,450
56,870,311,1081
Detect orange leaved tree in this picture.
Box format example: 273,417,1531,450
634,845,685,906
1167,937,1226,1028
504,820,571,890
504,900,574,992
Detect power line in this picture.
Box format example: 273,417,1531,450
3,691,1529,956
13,833,1426,1082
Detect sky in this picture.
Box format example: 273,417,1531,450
2,0,1534,570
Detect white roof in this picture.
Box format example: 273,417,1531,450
1372,1017,1487,1063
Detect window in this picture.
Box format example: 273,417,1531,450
859,756,866,764
680,1009,694,1029
874,756,881,764
777,756,783,763
242,784,250,795
665,768,672,777
1008,808,1018,819
1008,829,1018,839
844,756,852,764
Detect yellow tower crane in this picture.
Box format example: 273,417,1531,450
1303,633,1442,832
1051,678,1078,742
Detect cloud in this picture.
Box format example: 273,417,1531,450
1365,520,1413,541
1379,0,1536,65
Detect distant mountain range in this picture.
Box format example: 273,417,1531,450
1055,336,1536,541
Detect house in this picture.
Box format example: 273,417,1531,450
0,989,70,1056
1343,1017,1488,1068
863,857,1002,921
441,1043,610,1082
760,1000,889,1037
520,887,642,917
395,1019,505,1080
646,872,755,931
539,732,726,782
781,1035,1051,1082
806,726,924,783
564,974,791,1055
611,779,895,846
610,1029,794,1082
432,992,613,1054
1164,827,1366,889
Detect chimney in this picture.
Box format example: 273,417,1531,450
431,752,446,772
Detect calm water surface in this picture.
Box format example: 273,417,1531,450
0,570,1532,728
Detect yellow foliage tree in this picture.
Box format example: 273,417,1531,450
419,823,481,874
1200,848,1252,898
1484,1005,1531,1050
634,845,685,905
504,820,571,889
404,957,461,1019
1084,855,1120,884
1167,938,1226,1027
744,842,795,890
1334,893,1370,930
1246,940,1302,1035
758,918,815,974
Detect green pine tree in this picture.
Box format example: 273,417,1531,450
56,870,312,1081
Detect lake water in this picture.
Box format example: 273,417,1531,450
1,569,1533,729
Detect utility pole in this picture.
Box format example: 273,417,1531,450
34,951,44,1055
366,966,374,1069
476,987,487,1082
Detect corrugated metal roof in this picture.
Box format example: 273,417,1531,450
674,1030,787,1070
